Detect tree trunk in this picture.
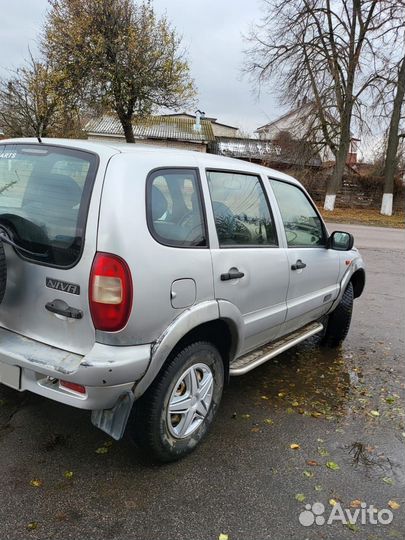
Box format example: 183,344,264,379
323,140,350,211
381,56,405,216
118,114,135,143
36,121,45,140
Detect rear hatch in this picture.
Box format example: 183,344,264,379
0,141,107,355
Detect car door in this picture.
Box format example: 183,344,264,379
269,178,340,334
205,169,289,354
0,142,105,356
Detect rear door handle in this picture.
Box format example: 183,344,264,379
221,268,245,281
291,259,307,271
45,299,83,319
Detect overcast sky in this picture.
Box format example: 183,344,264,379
0,0,282,135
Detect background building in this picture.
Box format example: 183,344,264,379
255,100,359,165
85,111,239,152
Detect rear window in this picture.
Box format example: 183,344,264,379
0,143,98,266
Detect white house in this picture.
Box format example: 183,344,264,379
256,100,359,165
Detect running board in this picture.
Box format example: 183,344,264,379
229,322,324,376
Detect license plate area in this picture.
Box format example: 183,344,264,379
0,362,21,390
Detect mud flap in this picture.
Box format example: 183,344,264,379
91,391,134,440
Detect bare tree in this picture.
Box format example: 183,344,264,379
0,56,57,138
273,129,322,167
245,0,404,210
43,0,196,143
380,52,405,215
0,54,82,139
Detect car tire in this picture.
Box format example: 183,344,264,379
322,281,354,347
0,241,7,304
127,341,224,463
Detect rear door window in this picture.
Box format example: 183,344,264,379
147,169,207,247
207,170,278,247
0,144,98,266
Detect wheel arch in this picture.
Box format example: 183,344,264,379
160,319,236,378
133,301,241,398
350,268,365,298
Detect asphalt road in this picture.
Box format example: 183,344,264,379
326,222,405,251
0,224,404,540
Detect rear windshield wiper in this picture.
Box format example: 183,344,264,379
0,227,49,258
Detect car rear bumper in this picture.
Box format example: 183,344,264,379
0,326,151,410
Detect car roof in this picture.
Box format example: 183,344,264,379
1,137,301,186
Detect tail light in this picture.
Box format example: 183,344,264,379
89,252,133,331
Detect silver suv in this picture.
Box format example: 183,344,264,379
0,139,365,462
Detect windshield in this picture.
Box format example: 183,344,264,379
0,143,98,266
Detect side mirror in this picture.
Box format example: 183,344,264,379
328,231,354,251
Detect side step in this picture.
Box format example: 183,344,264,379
229,322,324,376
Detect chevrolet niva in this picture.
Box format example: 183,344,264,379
0,139,365,462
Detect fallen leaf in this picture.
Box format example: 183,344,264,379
382,477,395,486
95,440,113,454
278,392,286,398
27,522,38,530
370,410,380,417
388,500,400,510
251,427,260,433
218,534,229,540
29,479,43,488
326,461,340,471
350,499,362,508
318,447,329,457
291,401,299,407
385,396,396,404
63,471,74,480
306,460,319,467
260,395,269,400
346,522,359,532
240,414,251,420
303,470,314,478
295,493,306,502
290,443,300,450
314,485,323,491
329,498,338,506
263,418,273,425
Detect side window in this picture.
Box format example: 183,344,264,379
270,179,325,247
207,170,277,247
147,169,207,247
